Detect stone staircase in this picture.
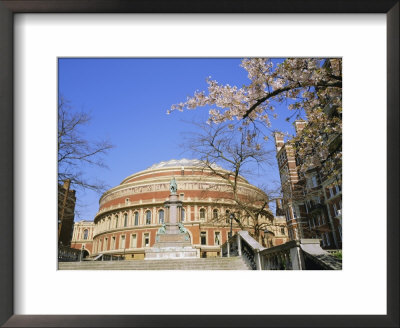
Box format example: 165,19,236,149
59,256,250,270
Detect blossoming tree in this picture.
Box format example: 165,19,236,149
168,58,342,177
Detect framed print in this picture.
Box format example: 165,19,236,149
0,1,398,327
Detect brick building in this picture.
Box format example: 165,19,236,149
70,220,95,258
274,119,342,250
70,159,288,259
58,179,76,246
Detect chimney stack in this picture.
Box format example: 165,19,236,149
273,132,285,153
294,120,307,135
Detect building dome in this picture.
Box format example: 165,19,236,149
70,159,287,259
145,158,222,170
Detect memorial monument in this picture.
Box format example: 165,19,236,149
144,178,199,260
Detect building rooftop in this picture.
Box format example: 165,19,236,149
146,158,223,170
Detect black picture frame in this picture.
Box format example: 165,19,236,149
0,1,398,327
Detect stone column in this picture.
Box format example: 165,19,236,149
237,233,242,256
165,204,170,223
255,250,262,270
169,194,178,224
290,246,304,270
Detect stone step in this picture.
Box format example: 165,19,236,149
59,266,248,270
59,256,250,270
73,257,242,263
59,263,247,268
60,260,243,267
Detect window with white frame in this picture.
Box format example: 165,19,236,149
134,212,139,226
104,238,108,251
199,208,206,220
111,236,116,249
143,233,150,247
181,208,185,222
131,234,137,248
213,209,218,220
280,166,289,183
214,231,221,245
83,229,88,240
200,231,207,245
120,235,126,249
124,213,128,227
158,210,164,224
115,215,118,228
145,210,151,225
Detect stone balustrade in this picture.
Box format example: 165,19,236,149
260,240,305,270
222,232,342,270
222,230,265,270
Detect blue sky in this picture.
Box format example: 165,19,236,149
58,58,297,221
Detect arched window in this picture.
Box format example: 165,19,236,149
181,208,185,222
115,215,119,228
134,212,139,226
124,213,128,227
83,229,88,240
199,208,206,220
146,211,151,225
158,210,164,224
213,209,218,220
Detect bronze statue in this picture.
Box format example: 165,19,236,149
170,177,177,194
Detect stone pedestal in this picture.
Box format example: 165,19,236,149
145,189,199,260
145,246,199,260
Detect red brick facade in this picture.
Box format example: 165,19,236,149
71,159,282,259
274,125,342,249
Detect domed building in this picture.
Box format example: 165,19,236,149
71,159,288,259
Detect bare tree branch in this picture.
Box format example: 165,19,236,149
58,96,114,193
184,121,279,242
